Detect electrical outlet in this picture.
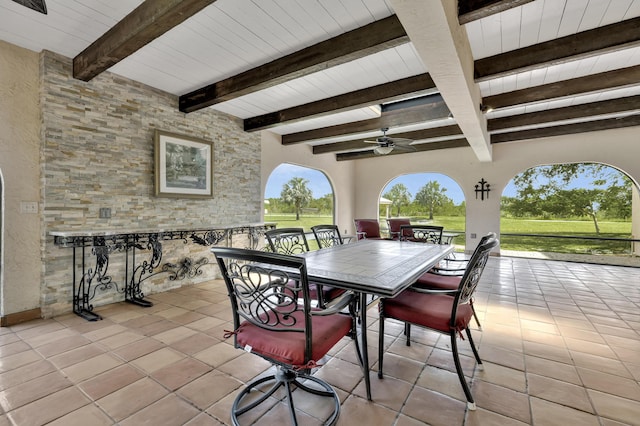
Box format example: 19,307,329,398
20,201,38,214
99,207,112,218
470,233,477,239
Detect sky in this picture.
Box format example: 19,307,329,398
265,164,473,204
264,163,615,205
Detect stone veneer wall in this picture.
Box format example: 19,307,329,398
41,51,261,318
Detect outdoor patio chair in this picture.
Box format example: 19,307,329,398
265,227,345,307
311,224,344,248
354,219,386,240
411,232,497,330
398,224,443,244
386,218,411,240
378,236,499,410
211,247,360,425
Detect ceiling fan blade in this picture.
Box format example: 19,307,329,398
11,0,47,14
392,144,417,152
363,140,380,144
388,137,414,145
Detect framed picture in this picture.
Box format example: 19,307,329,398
154,130,213,198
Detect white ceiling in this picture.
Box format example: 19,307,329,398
2,0,640,151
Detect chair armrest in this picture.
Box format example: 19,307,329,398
430,266,466,276
311,291,356,316
356,231,367,239
408,287,458,296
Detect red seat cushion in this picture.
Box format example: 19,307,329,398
381,291,473,334
235,309,353,367
355,220,381,239
414,271,461,290
310,284,346,303
284,280,346,304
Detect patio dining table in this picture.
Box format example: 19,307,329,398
297,239,454,400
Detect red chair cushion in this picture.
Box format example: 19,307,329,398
355,220,381,239
414,272,461,290
235,309,352,367
284,280,346,304
381,291,473,334
310,284,347,303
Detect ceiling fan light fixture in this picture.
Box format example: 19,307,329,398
374,146,394,155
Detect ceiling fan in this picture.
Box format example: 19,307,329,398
364,127,416,155
11,0,47,14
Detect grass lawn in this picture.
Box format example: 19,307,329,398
264,214,634,255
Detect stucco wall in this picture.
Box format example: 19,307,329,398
262,126,640,253
352,127,640,251
0,41,42,317
261,131,356,236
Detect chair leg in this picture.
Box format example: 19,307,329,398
465,327,484,370
231,367,340,425
378,314,385,379
405,322,412,346
470,299,482,329
450,331,476,411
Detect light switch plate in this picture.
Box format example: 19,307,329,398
20,201,38,214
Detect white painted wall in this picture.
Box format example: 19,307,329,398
263,127,639,254
0,41,41,316
354,127,640,252
261,131,356,236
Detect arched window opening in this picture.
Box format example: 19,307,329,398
379,173,466,247
500,163,639,266
264,163,335,231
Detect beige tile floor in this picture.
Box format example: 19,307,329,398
1,256,639,425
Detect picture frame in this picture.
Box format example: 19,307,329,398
154,130,213,198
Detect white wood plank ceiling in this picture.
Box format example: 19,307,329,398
1,0,639,156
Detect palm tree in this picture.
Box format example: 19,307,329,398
281,177,313,220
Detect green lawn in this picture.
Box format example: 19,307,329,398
264,214,634,255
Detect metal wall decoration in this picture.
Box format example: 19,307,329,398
475,178,491,200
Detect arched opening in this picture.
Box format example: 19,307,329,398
500,162,639,266
264,163,335,231
379,172,466,248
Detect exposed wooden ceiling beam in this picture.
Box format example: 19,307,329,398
458,0,535,24
393,0,492,162
491,114,640,144
336,138,469,161
248,13,640,135
73,0,216,81
483,64,640,110
313,125,462,154
179,14,408,113
281,94,450,145
243,74,436,132
475,16,640,81
488,96,640,132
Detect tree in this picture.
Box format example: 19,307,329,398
280,177,313,220
415,181,450,220
599,178,632,219
383,184,411,217
506,163,633,233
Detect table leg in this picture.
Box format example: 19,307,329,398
359,292,372,401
